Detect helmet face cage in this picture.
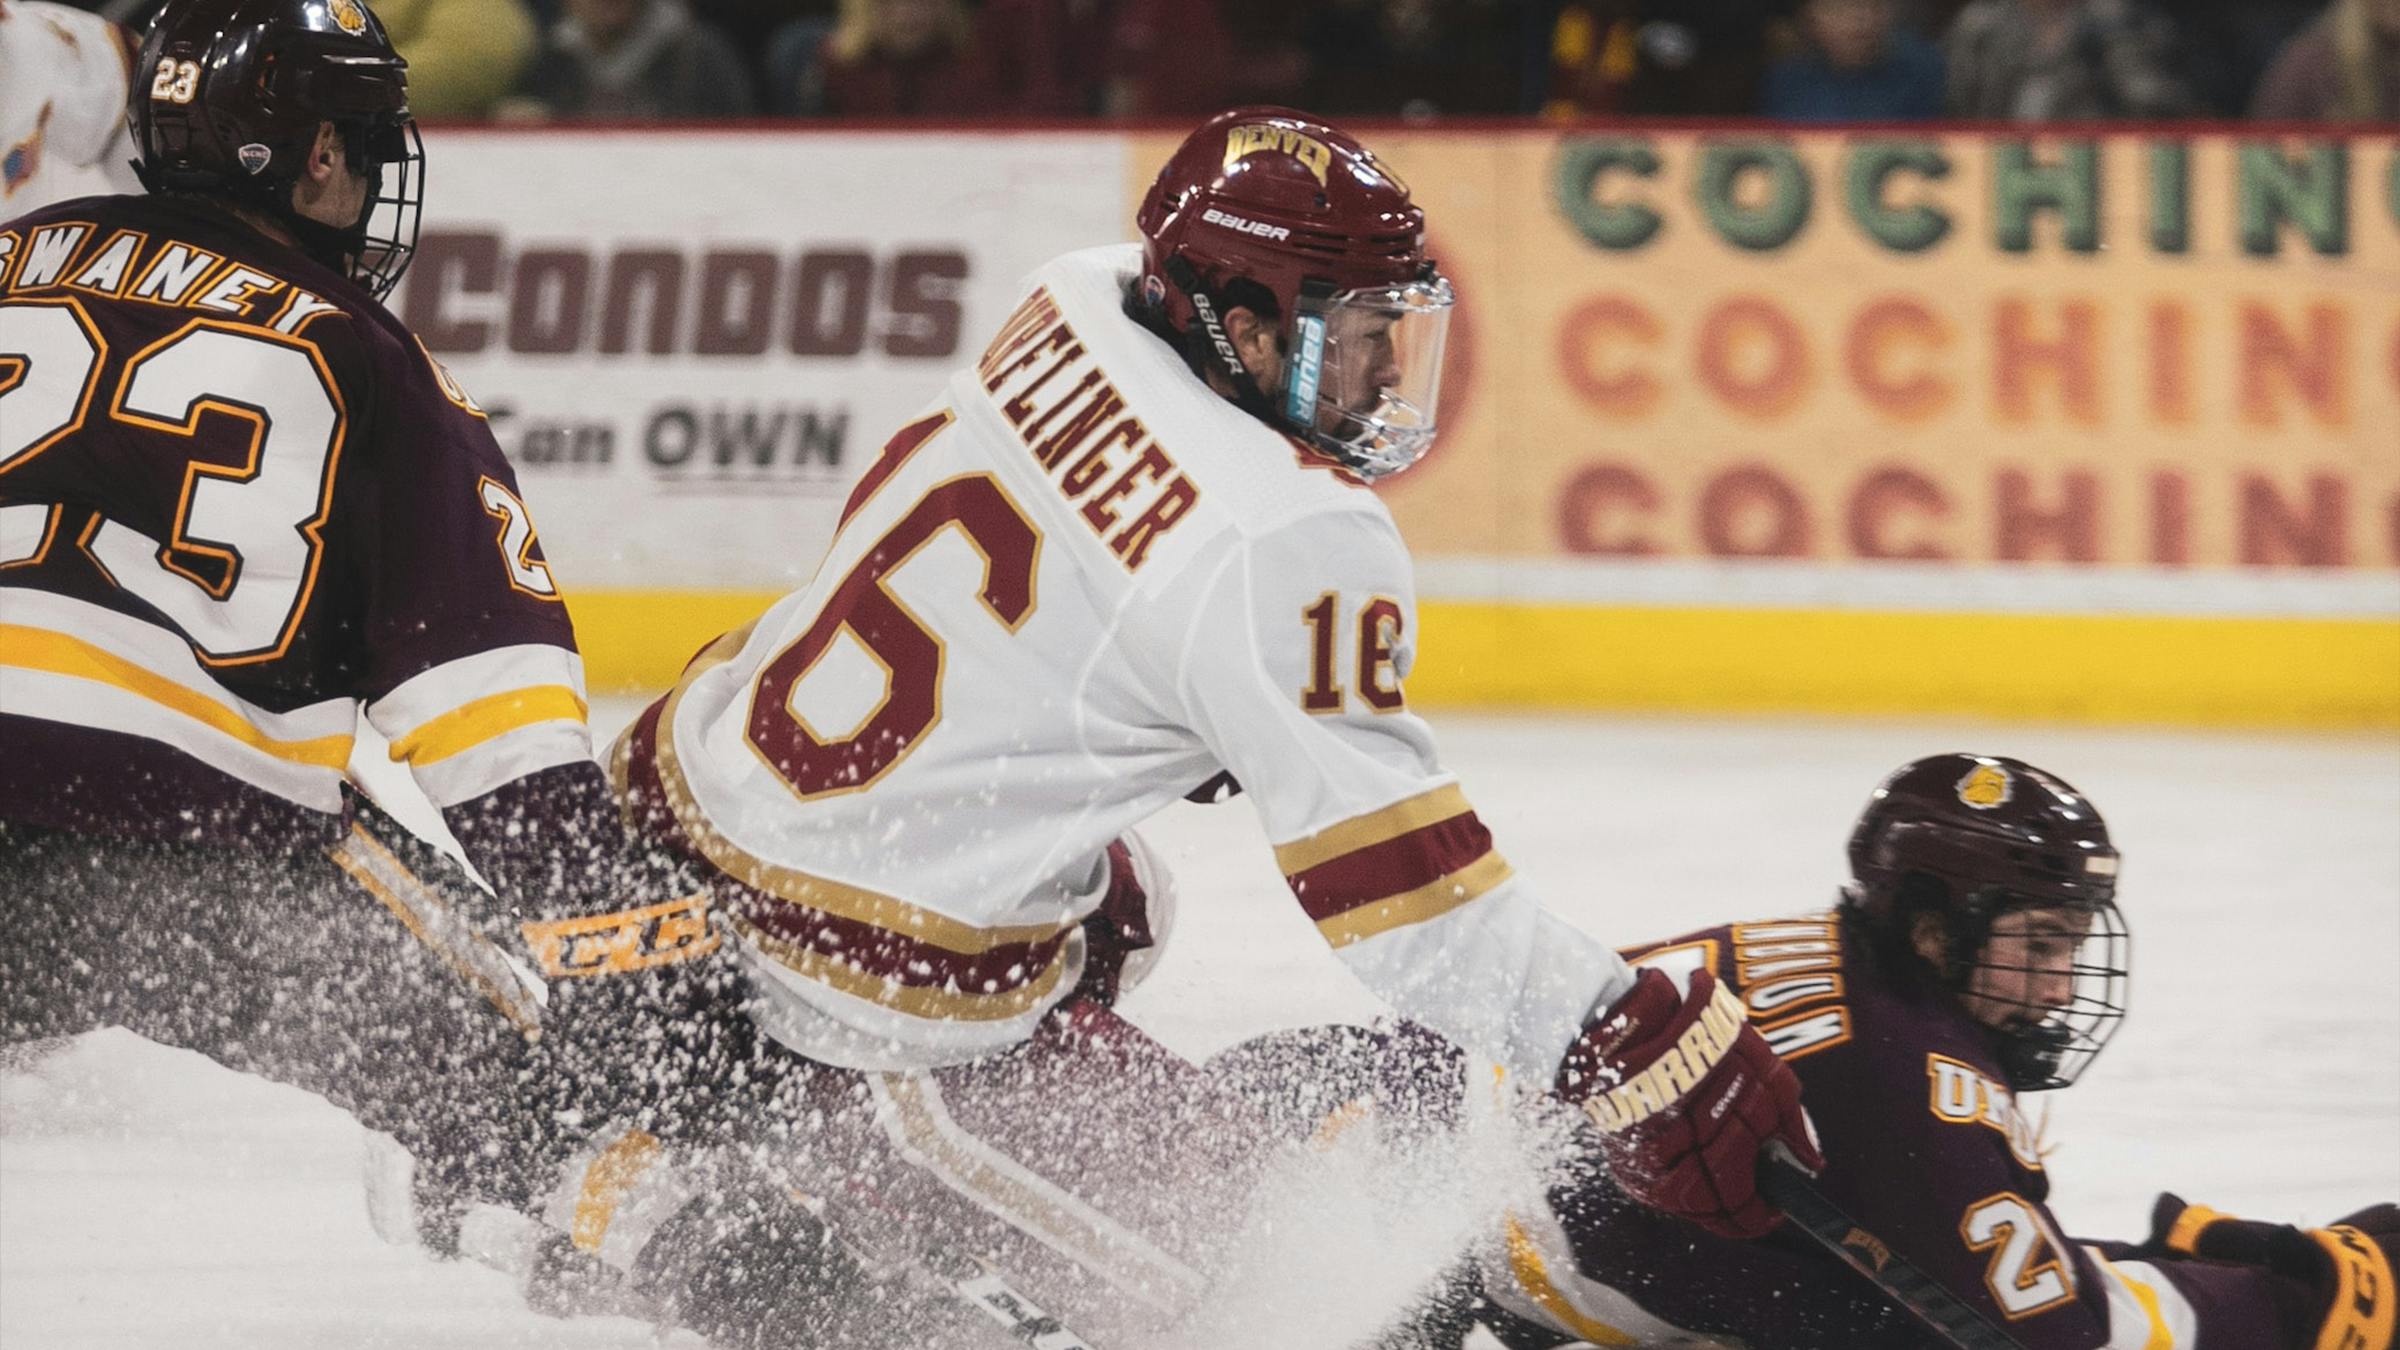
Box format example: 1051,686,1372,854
1947,890,2130,1093
1843,753,2131,1091
347,114,422,300
1284,273,1454,480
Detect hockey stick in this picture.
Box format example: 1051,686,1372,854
1759,1147,2027,1350
326,781,544,1035
793,1188,1105,1350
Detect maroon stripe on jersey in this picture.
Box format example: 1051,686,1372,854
1285,810,1496,922
0,713,337,848
614,696,1069,996
615,696,686,849
730,885,1070,992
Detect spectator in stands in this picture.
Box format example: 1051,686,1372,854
2250,0,2400,119
350,0,539,117
1215,0,1313,109
806,0,983,116
502,0,756,121
965,0,1232,117
1763,0,1946,118
2177,0,2319,114
1944,0,2196,119
1542,0,1783,117
1302,0,1522,116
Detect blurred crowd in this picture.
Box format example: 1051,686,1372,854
64,0,2400,122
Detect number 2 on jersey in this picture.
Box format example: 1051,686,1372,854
746,413,1041,799
1959,1192,2077,1319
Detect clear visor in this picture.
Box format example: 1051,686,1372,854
1284,273,1454,480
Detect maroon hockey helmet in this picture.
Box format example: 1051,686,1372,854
129,0,423,299
1845,754,2129,1091
1134,107,1454,480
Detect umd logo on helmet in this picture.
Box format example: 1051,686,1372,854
1956,763,2014,810
328,0,368,35
1223,123,1331,187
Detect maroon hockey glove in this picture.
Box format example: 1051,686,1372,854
1556,966,1823,1240
2145,1194,2397,1350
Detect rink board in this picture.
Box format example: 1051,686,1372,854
394,128,2400,727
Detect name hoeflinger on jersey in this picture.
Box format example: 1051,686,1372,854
977,288,1200,573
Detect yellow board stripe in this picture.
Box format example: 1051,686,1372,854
1411,602,2400,729
1315,850,1514,949
0,624,353,766
1502,1214,1637,1347
387,683,587,767
570,589,784,694
563,590,2400,728
1273,782,1473,876
734,915,1072,1021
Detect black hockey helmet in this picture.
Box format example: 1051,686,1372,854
129,0,423,299
1844,754,2129,1092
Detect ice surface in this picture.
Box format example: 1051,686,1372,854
5,704,2395,1347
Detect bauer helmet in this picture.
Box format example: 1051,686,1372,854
1134,107,1453,480
1845,753,2129,1091
129,0,423,299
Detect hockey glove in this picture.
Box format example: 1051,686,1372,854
1556,966,1822,1240
2144,1193,2396,1350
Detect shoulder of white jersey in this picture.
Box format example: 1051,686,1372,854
1029,244,1398,542
0,3,137,134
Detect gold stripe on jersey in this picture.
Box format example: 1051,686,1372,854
2091,1254,2177,1350
2161,1202,2230,1257
649,655,1076,956
569,1130,664,1253
733,915,1074,1021
1502,1215,1639,1347
1313,850,1515,949
1272,782,1474,875
386,683,588,768
0,625,353,767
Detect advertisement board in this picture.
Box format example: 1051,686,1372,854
403,130,1131,595
407,127,2398,723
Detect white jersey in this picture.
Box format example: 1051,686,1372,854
0,2,140,219
623,244,1636,1074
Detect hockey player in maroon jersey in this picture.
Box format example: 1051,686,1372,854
1359,754,2395,1349
0,0,725,1263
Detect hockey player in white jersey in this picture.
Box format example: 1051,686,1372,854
553,108,1823,1347
0,1,142,217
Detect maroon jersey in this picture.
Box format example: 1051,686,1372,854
0,193,596,868
1484,910,2289,1349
